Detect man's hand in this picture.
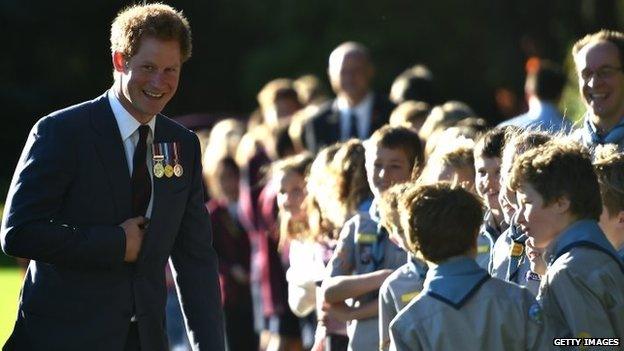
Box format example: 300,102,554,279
120,216,148,262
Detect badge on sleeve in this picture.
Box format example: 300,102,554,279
528,303,543,325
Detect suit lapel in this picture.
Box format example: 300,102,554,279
138,115,175,262
324,106,341,142
89,93,132,221
150,115,174,221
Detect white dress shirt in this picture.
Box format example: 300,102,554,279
107,90,156,219
336,92,374,140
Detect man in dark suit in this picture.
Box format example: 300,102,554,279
303,42,395,153
0,4,224,351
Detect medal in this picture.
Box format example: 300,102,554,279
173,164,183,177
154,162,165,178
152,144,165,178
162,143,174,177
164,164,174,178
173,142,183,177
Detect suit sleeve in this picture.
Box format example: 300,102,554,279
1,116,126,267
302,116,319,154
170,133,225,351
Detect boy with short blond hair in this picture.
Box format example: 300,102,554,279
322,125,423,351
511,140,624,341
389,183,550,351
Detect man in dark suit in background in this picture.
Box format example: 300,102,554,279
1,4,224,350
303,42,395,153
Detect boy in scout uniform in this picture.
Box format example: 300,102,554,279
377,182,428,351
389,183,551,351
511,140,624,342
490,131,552,296
594,144,624,261
473,127,512,269
322,126,424,351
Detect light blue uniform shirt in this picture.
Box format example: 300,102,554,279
389,256,551,351
476,210,504,270
573,113,624,151
538,220,624,345
327,207,407,351
489,215,539,296
379,255,428,351
498,101,572,134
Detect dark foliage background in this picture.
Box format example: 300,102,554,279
1,0,622,190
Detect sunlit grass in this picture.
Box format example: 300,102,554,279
0,267,22,346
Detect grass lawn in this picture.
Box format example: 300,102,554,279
0,267,21,346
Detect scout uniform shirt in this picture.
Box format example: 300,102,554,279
476,210,505,269
538,220,624,344
489,214,539,296
574,113,624,152
326,206,407,351
379,254,428,351
389,256,551,351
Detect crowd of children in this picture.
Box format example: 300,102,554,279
196,29,624,351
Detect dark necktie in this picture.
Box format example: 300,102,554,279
350,111,358,138
131,125,151,217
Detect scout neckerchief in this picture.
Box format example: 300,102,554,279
546,219,624,273
502,212,527,281
581,114,624,146
423,256,490,309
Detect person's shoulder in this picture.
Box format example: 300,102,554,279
392,291,441,328
34,93,108,133
552,247,624,283
372,92,395,112
48,93,107,120
383,262,410,287
307,100,336,122
157,114,198,141
484,276,531,299
497,113,529,129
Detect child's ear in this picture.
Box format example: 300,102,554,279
616,210,624,228
554,196,571,215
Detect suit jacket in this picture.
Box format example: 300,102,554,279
1,92,224,351
303,93,395,153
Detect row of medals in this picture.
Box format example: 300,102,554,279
153,158,183,178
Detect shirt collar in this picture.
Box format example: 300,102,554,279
336,92,374,117
618,245,624,262
108,89,156,141
423,256,489,309
544,219,619,266
582,113,624,145
408,253,429,278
